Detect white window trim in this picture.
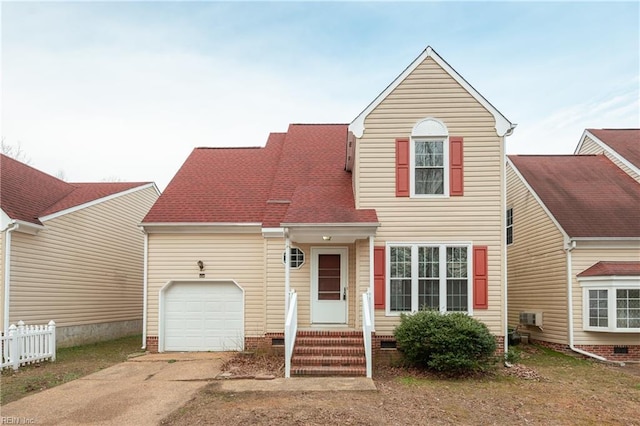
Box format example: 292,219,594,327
410,137,450,198
282,247,305,269
410,117,449,198
579,276,640,333
385,242,473,316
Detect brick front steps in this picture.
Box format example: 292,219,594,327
291,330,366,377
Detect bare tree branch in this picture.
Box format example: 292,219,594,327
1,138,33,165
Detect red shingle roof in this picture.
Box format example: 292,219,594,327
1,154,151,225
40,182,151,217
509,154,640,238
588,129,640,170
143,124,378,226
578,261,640,277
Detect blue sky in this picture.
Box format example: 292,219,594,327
2,1,638,191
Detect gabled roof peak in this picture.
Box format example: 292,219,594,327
349,46,515,138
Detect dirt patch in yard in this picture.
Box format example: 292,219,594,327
162,344,640,425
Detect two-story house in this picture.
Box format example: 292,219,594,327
507,129,639,362
1,154,160,347
140,46,515,376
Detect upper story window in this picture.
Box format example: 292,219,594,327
411,118,448,196
506,208,513,245
282,247,305,269
414,140,445,194
396,118,463,198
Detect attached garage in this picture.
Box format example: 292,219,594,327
160,280,244,352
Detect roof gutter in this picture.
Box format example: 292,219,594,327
565,239,622,365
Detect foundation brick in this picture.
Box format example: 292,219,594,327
146,336,158,353
530,339,640,362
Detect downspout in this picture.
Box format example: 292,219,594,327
565,240,611,363
141,228,148,350
3,222,16,331
284,229,291,316
502,152,509,362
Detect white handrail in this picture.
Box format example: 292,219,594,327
284,290,298,378
362,290,373,378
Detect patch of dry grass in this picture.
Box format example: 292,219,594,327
1,334,143,404
164,344,640,425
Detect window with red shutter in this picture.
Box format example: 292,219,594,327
449,137,464,196
395,138,410,197
397,123,464,197
373,246,386,309
385,243,476,313
473,246,488,309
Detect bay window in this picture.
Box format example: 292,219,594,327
581,279,640,332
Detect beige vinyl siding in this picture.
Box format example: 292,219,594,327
265,239,287,332
506,164,568,344
356,56,505,335
578,136,640,183
354,238,371,330
8,186,158,327
571,247,640,346
146,233,266,337
265,240,312,332
577,136,602,155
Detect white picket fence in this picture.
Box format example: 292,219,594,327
1,320,56,371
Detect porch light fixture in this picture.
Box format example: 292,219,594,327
322,236,332,241
197,260,204,271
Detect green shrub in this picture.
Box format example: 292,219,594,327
505,347,522,364
393,310,497,374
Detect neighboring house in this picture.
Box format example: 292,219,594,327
574,128,640,183
0,154,160,347
507,131,640,362
141,46,515,376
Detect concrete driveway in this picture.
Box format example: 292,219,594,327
0,352,231,425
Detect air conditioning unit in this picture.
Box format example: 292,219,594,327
519,311,543,328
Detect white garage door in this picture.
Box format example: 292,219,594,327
163,281,244,351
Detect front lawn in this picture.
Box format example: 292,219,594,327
162,344,640,425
